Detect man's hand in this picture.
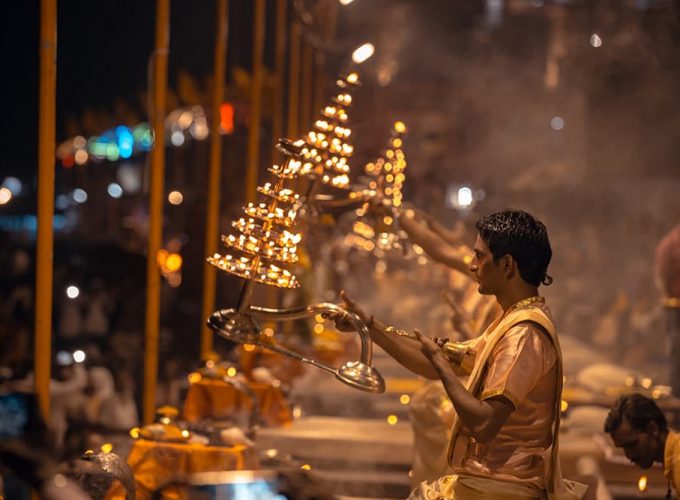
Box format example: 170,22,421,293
413,329,447,369
323,290,371,332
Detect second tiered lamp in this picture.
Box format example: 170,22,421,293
207,139,385,393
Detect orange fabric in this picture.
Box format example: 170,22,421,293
182,378,292,427
239,348,306,383
105,439,255,500
665,430,680,493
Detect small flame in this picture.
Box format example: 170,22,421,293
638,475,647,492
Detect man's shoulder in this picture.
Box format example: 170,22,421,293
499,321,558,356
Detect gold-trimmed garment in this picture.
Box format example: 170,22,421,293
664,430,680,493
407,473,545,500
457,311,558,488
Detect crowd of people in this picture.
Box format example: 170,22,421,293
1,203,679,499
0,240,201,461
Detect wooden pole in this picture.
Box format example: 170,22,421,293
267,0,287,311
35,0,57,422
143,0,170,425
300,40,313,132
245,0,266,203
200,0,229,359
272,0,287,146
286,17,301,139
314,1,337,113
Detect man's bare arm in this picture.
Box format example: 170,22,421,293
326,291,439,379
367,317,440,379
414,330,513,443
398,212,472,276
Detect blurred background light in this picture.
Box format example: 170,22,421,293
74,149,89,165
2,177,22,196
73,135,86,149
55,194,70,210
550,116,565,130
590,33,602,47
132,123,154,150
168,190,184,205
56,351,73,366
190,116,209,140
457,187,473,207
107,182,123,198
72,188,88,203
446,184,483,210
164,253,183,273
66,285,80,299
219,102,235,134
352,43,375,64
116,126,134,159
73,350,86,363
105,143,120,161
170,130,186,147
0,187,13,205
178,110,193,130
118,164,142,194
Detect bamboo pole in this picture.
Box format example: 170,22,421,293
200,0,229,359
286,17,301,139
143,0,170,425
268,0,287,312
35,0,57,422
245,0,266,203
272,0,287,146
314,1,337,114
300,40,313,132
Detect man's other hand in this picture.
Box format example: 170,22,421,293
322,290,371,332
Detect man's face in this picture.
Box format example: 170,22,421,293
469,235,504,295
610,418,660,469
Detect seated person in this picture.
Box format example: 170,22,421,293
604,393,679,496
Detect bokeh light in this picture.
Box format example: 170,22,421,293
550,116,565,130
2,177,22,195
73,188,88,203
589,33,602,48
457,187,473,207
0,187,13,205
107,183,123,198
168,191,184,205
352,43,375,64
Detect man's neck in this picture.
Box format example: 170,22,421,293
497,285,540,312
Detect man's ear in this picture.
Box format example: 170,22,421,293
503,254,516,278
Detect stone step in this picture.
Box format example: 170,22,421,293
257,416,414,499
316,469,411,498
257,416,413,465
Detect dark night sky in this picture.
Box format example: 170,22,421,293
3,0,265,179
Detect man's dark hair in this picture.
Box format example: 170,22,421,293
475,210,552,287
604,393,668,434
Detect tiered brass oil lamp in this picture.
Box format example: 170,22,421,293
207,139,384,393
